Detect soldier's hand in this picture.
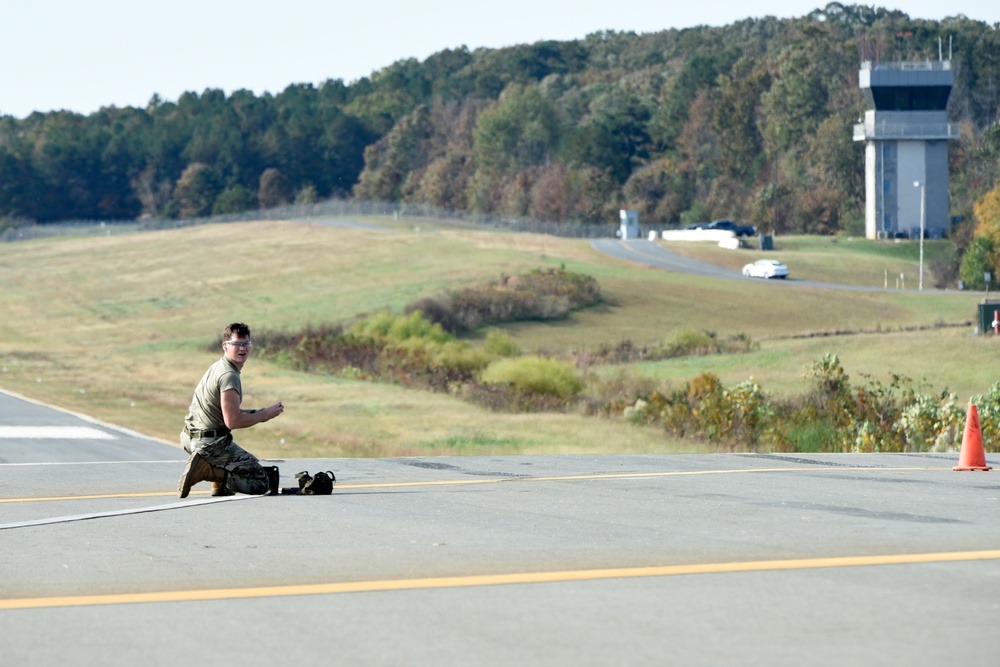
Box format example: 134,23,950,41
262,401,284,421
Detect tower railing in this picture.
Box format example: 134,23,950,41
853,120,960,141
860,60,952,72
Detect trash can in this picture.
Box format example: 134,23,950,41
759,234,773,251
976,301,1000,334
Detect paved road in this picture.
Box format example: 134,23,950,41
2,389,999,665
590,239,952,293
0,390,186,465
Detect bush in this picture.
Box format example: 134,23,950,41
580,370,662,417
896,391,965,452
482,329,520,357
348,310,452,344
664,329,718,356
479,356,585,399
405,298,466,334
393,338,492,376
970,382,1000,453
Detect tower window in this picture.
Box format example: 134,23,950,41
869,86,951,111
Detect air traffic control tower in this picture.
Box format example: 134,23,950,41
853,60,958,239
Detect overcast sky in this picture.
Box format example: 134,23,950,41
1,0,997,119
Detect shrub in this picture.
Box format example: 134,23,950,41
720,379,774,449
665,329,718,356
614,372,775,449
896,391,965,452
970,382,1000,453
580,370,663,417
479,356,585,399
482,329,520,357
348,310,452,344
405,298,465,334
393,338,492,376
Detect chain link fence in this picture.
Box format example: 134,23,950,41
2,200,620,243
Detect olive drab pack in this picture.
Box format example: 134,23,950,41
295,470,336,495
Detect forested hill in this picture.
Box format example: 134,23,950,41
2,3,999,236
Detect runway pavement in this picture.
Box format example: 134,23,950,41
2,389,999,666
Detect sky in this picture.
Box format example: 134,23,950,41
2,0,998,119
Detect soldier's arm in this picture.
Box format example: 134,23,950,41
221,389,283,430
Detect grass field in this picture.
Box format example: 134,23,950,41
0,217,990,457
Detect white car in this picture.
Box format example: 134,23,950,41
742,259,788,279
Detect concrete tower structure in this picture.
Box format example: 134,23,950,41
853,60,958,240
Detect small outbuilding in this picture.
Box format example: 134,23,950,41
619,210,639,239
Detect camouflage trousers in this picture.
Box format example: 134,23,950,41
179,432,270,495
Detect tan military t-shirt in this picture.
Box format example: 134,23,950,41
184,356,242,431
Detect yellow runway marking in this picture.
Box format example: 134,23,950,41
0,466,934,503
0,490,210,503
3,549,998,610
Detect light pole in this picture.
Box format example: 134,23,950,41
914,180,925,290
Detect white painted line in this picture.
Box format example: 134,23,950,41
0,494,261,530
0,460,185,466
0,426,116,439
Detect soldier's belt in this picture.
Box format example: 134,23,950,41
185,426,231,439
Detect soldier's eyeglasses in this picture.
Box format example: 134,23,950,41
225,340,253,349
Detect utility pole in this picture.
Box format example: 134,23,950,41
914,180,925,291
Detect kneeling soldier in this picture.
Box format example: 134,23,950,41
178,322,284,497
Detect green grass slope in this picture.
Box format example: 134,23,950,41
0,218,988,457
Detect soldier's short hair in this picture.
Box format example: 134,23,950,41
223,322,251,341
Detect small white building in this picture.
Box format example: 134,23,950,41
619,210,638,239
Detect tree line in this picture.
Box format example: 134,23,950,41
1,3,999,245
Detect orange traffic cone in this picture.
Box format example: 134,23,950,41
954,404,992,471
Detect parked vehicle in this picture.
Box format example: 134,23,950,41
742,259,789,279
705,219,757,237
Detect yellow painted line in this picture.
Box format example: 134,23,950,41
3,549,998,610
0,490,211,503
0,466,937,503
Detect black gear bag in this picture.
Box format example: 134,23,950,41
295,470,336,495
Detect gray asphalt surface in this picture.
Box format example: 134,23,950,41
590,238,960,293
2,389,999,665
